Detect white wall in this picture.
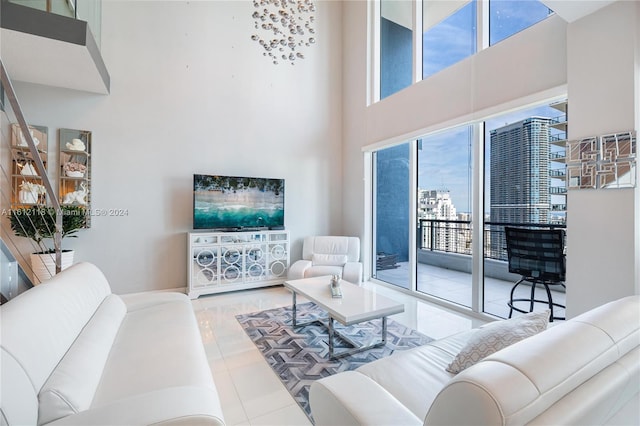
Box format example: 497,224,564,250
565,1,639,316
9,0,343,294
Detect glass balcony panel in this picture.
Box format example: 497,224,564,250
76,0,101,48
9,0,101,48
10,0,76,18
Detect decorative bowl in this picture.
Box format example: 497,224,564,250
66,171,84,178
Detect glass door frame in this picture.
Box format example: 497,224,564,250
368,141,418,290
363,123,488,317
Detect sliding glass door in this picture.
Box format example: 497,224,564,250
369,100,567,319
372,143,411,289
483,102,567,318
416,126,474,307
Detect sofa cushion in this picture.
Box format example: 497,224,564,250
91,292,216,407
446,310,549,374
354,329,475,420
38,295,127,425
312,253,348,266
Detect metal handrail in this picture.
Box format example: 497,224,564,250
418,219,566,261
1,59,63,273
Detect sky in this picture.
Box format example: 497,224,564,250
417,0,557,213
418,104,562,214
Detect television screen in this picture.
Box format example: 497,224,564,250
193,174,285,230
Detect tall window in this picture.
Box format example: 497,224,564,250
375,0,555,101
417,126,474,307
422,0,476,79
369,101,567,318
483,102,567,318
380,0,413,99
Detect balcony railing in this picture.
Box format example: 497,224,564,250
418,219,566,261
549,186,567,194
548,115,567,126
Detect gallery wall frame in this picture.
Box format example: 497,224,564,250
567,131,636,190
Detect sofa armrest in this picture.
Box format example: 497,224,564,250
45,386,224,426
343,262,362,284
288,259,312,280
119,291,190,312
310,371,421,426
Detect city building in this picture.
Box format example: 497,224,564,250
490,117,552,225
418,189,457,220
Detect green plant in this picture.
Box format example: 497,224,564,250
9,205,86,253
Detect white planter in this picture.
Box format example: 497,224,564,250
65,170,84,178
19,190,38,204
30,250,74,285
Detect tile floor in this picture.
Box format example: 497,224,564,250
191,282,489,426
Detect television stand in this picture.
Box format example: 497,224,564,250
187,230,290,298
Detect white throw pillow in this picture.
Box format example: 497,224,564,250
312,253,348,266
446,310,550,374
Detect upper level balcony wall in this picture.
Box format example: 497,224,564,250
0,0,109,94
6,0,102,47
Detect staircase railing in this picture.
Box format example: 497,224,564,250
1,59,64,275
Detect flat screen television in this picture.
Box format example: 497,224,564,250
193,174,285,230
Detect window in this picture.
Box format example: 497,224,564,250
423,0,476,79
417,126,474,307
368,100,567,318
489,0,553,45
374,0,555,100
483,102,567,318
380,0,413,99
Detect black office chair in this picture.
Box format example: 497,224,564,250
504,227,566,321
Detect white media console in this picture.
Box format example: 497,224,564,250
187,230,290,298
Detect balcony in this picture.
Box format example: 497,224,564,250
549,114,567,132
375,220,567,319
1,0,109,94
549,133,567,147
549,186,567,194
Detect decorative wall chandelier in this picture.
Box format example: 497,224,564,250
251,0,316,65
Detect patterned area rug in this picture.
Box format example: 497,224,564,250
236,302,433,422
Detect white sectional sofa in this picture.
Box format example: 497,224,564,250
310,295,640,425
1,262,224,426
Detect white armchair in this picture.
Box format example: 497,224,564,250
288,236,363,284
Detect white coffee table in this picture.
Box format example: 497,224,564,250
283,276,405,359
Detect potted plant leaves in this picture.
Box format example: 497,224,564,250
9,205,86,284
